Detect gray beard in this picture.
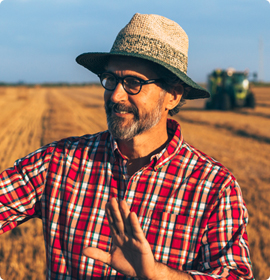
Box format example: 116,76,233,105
105,97,164,141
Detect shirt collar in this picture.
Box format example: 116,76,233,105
152,119,183,170
110,133,127,161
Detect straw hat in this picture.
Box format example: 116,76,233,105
76,13,210,99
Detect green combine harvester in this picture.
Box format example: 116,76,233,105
205,69,255,110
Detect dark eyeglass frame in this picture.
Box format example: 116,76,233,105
98,72,164,95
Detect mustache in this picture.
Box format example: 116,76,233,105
105,100,139,116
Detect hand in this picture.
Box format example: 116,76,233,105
83,197,157,279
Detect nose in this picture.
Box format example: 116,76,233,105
107,82,129,103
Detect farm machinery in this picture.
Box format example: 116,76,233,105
205,69,255,110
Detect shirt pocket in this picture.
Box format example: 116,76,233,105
142,210,198,269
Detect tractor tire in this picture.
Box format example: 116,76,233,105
220,93,231,110
205,100,213,110
246,92,256,108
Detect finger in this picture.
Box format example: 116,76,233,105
119,200,132,235
129,212,145,241
105,203,118,236
108,198,125,235
83,247,111,265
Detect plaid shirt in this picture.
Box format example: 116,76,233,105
0,119,253,280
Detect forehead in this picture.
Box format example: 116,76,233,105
106,56,159,78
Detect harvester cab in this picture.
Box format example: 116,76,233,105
205,69,255,110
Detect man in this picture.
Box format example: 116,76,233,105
0,13,253,279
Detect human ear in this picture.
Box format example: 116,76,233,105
165,84,183,111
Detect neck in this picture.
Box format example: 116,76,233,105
117,124,169,176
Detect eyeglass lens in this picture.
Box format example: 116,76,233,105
100,73,141,95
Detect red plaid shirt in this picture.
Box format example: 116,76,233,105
0,119,253,279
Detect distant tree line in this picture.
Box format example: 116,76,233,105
0,81,270,88
0,82,100,87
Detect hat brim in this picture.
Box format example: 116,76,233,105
76,52,210,100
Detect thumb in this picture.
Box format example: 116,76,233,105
83,247,111,265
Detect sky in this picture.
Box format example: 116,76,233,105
0,0,269,84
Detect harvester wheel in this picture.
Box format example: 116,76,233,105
220,93,231,110
246,92,256,108
205,101,213,109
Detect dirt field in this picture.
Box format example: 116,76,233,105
0,85,269,279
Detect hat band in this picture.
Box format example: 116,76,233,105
110,34,188,74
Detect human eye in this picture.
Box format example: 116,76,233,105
124,77,141,88
102,73,116,89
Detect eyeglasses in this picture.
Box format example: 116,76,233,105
98,72,163,95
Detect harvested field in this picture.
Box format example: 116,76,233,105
0,85,269,279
